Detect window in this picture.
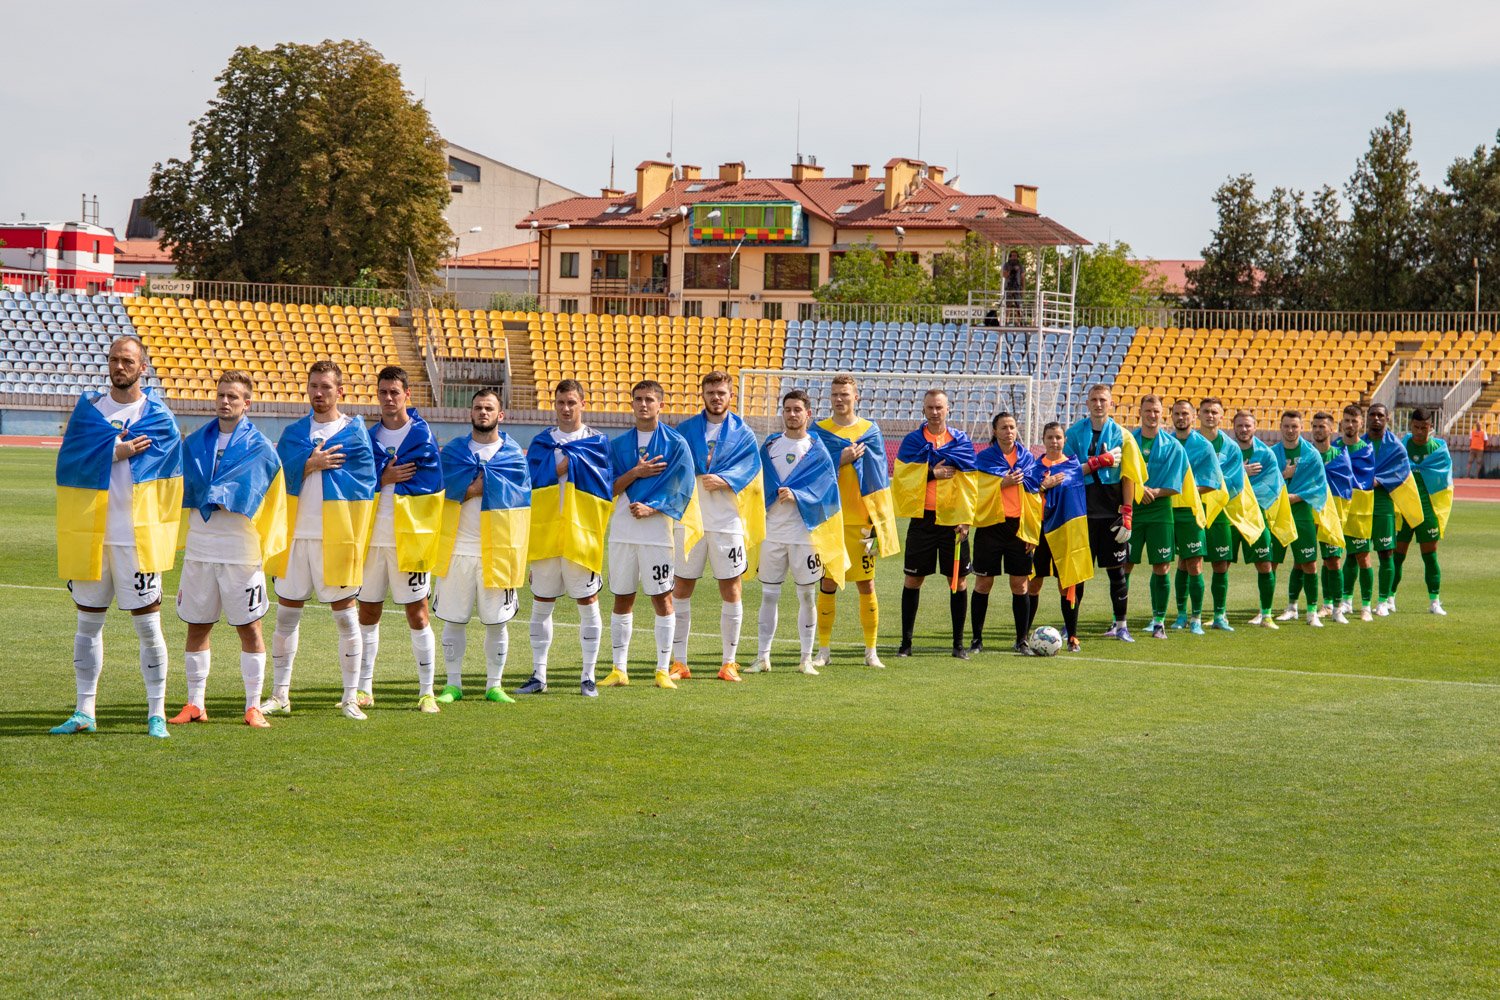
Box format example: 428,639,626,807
835,203,858,215
603,253,628,280
686,182,707,192
92,241,101,263
684,253,739,290
448,156,481,183
682,299,704,318
718,300,735,318
450,184,464,194
559,252,579,279
763,253,818,291
559,298,578,313
762,301,783,321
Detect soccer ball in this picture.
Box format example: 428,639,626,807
1028,625,1064,657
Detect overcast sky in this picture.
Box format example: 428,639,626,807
8,0,1499,259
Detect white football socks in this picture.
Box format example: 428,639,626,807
796,584,818,660
654,614,674,673
133,611,168,719
610,612,633,671
484,623,509,690
183,649,210,709
331,607,363,704
270,603,303,701
758,582,782,661
529,601,555,683
73,610,106,718
442,621,467,689
672,601,691,663
722,600,743,664
578,601,602,684
358,622,380,694
411,625,436,696
241,651,266,711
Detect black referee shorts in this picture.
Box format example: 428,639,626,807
903,511,972,578
973,520,1033,578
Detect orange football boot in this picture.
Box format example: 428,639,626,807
167,703,207,725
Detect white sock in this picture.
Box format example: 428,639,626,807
721,600,743,664
241,651,266,711
672,601,691,664
758,582,782,661
796,584,818,661
441,621,467,689
654,613,674,673
529,601,555,683
411,625,436,696
484,623,509,689
73,609,106,718
358,622,380,694
578,601,602,684
133,611,168,719
183,649,210,709
270,604,303,701
611,612,633,671
332,607,363,703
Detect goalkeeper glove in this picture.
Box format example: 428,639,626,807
1085,449,1118,473
1112,504,1133,544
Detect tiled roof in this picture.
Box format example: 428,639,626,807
113,239,174,264
445,239,539,269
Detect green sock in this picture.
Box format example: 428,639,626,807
1303,568,1319,609
1325,565,1342,606
1392,550,1406,594
1187,573,1205,616
1173,568,1188,614
1378,555,1393,601
1258,570,1275,614
1211,571,1229,614
1359,565,1374,605
1150,572,1170,619
1422,549,1441,599
1342,558,1358,600
1287,567,1303,606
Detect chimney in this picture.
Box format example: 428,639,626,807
680,164,701,181
791,159,825,183
634,160,675,210
1013,184,1038,210
601,187,625,198
851,163,870,182
718,161,745,182
928,165,946,184
882,157,923,211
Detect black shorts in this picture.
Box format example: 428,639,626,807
1088,517,1126,568
1031,534,1057,579
973,520,1032,578
904,512,972,578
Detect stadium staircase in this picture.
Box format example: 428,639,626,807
387,315,434,407
501,320,536,410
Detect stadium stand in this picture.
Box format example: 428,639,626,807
0,291,159,397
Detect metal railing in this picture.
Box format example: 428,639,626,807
1075,306,1500,334
1369,358,1400,412
405,250,446,405
138,277,409,309
1440,361,1485,434
590,277,668,295
3,269,141,295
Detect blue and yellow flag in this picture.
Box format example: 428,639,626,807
1321,443,1356,544
527,428,613,573
1209,432,1264,544
611,423,703,554
814,418,899,558
56,389,183,580
974,441,1038,530
893,427,978,525
1174,430,1225,528
678,411,766,556
369,409,445,573
436,433,532,588
1131,429,1188,517
269,415,377,588
181,416,287,566
1023,456,1092,591
1337,437,1376,539
1063,416,1149,501
1364,429,1426,528
761,433,849,588
1273,436,1340,547
1403,434,1453,538
1242,436,1296,545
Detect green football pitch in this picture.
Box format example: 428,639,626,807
1,444,1496,998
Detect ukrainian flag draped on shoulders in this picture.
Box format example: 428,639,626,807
436,433,531,588
57,389,183,580
611,423,703,554
1402,433,1453,538
1242,436,1296,545
268,414,376,587
1023,456,1092,591
527,427,613,573
814,417,899,557
974,440,1041,538
1365,429,1426,527
1173,430,1226,529
1130,428,1188,506
1062,416,1149,498
1273,436,1340,546
677,411,765,555
181,416,287,565
893,426,978,525
1338,437,1376,539
1214,432,1266,544
369,409,444,572
1321,442,1357,545
761,432,850,588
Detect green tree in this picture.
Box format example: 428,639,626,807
813,240,933,303
1339,108,1423,309
1256,187,1299,307
144,39,450,288
929,232,1004,304
1416,134,1500,312
1287,185,1344,310
1073,240,1169,310
1185,174,1266,308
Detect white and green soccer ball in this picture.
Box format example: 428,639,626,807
1028,625,1064,657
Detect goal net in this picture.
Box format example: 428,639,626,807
737,369,1059,446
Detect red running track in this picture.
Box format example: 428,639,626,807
0,435,63,448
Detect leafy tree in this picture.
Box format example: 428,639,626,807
813,240,933,303
1416,134,1500,312
144,39,450,288
1339,108,1423,309
929,232,1004,304
1256,187,1299,307
1288,185,1344,310
1185,174,1266,308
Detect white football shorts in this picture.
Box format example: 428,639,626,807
357,545,431,605
530,557,603,601
434,555,519,625
608,540,675,597
758,540,824,586
176,559,269,627
273,539,359,604
68,544,162,611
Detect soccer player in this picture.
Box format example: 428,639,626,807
751,390,841,674
172,371,286,729
1196,397,1242,631
1336,404,1377,621
52,335,182,737
433,388,531,702
605,380,698,689
1364,402,1419,616
1393,407,1450,616
1272,410,1331,627
971,412,1037,655
1063,384,1134,641
894,389,978,659
523,380,612,696
1023,421,1091,652
813,374,897,670
1168,398,1222,635
357,367,443,713
1233,411,1284,628
1124,395,1185,639
670,371,763,683
1310,410,1353,624
264,361,378,720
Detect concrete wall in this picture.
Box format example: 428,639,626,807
445,144,582,246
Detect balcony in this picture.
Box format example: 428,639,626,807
590,276,668,296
